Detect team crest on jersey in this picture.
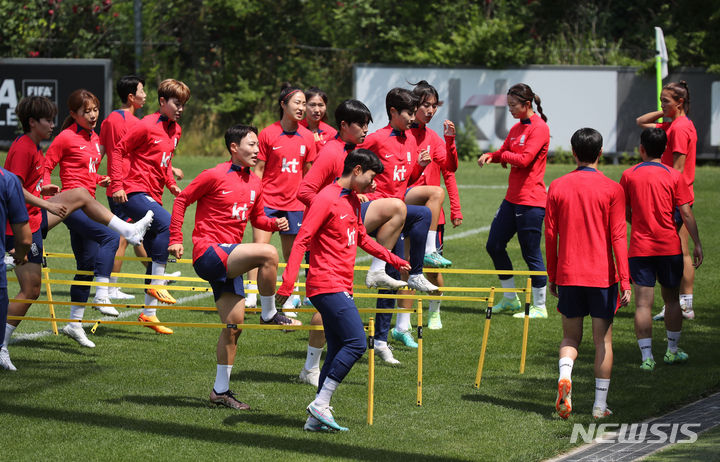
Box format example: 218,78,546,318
250,190,256,202
95,143,101,154
519,135,526,146
174,138,178,148
406,152,411,162
300,145,306,156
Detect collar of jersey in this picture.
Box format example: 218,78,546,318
73,123,91,136
634,161,669,172
390,128,406,138
281,129,300,137
228,163,250,174
575,166,597,172
521,118,532,125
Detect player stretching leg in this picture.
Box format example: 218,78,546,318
111,79,190,334
169,124,301,409
478,83,550,319
278,149,409,431
620,128,702,371
546,128,631,419
295,99,407,385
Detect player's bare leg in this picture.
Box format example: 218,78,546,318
210,292,250,410
405,185,450,267
364,198,407,289
678,226,695,318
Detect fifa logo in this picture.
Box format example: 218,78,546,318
231,202,248,220
281,157,299,173
393,165,406,181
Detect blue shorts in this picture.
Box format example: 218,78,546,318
264,207,303,235
629,254,683,288
107,195,131,222
359,201,377,238
557,284,619,320
193,244,245,301
6,228,44,265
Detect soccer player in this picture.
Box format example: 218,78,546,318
547,128,631,420
359,87,438,361
636,81,698,320
277,148,410,431
300,86,337,152
295,99,407,385
99,74,147,300
2,96,153,364
0,169,31,372
44,90,154,348
245,84,317,314
620,128,702,371
111,78,190,334
478,83,549,319
408,80,462,330
169,124,300,410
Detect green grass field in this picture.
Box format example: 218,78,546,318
1,158,718,461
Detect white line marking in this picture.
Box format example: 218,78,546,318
9,292,214,344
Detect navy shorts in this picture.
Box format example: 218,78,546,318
107,195,131,222
264,207,303,235
6,228,44,265
193,244,245,301
359,201,377,238
557,284,619,320
629,254,683,288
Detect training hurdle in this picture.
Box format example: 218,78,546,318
7,251,539,422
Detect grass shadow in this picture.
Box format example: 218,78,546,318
104,394,210,409
461,392,554,419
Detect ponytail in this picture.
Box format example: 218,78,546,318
533,94,547,122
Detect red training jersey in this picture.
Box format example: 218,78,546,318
169,162,279,262
300,119,338,153
44,123,103,198
657,116,697,203
109,112,180,204
100,109,139,196
257,121,317,211
5,134,44,233
297,136,355,207
545,167,630,291
487,114,549,207
359,125,423,201
620,162,692,258
278,181,407,298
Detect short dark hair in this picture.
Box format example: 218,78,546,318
385,87,417,120
224,124,258,153
335,99,373,128
342,148,384,176
116,75,145,104
570,127,603,163
15,96,57,133
640,127,667,159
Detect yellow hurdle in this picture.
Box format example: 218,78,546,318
367,317,375,426
474,287,495,388
520,277,532,374
416,298,423,407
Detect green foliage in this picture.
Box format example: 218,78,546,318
455,116,482,161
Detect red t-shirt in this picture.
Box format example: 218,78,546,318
109,112,180,204
620,161,692,257
297,136,354,207
257,121,317,211
169,162,278,262
359,125,423,200
300,119,338,153
99,109,139,196
4,134,44,233
488,114,549,207
44,123,103,198
278,181,406,298
545,167,630,291
658,116,696,202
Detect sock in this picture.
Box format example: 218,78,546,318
667,330,681,353
395,312,411,332
680,294,693,310
314,377,339,407
593,378,610,410
369,257,386,272
558,357,573,382
246,284,257,302
150,262,166,286
638,338,653,361
304,346,323,370
428,299,441,313
375,339,387,349
3,324,16,347
500,277,516,300
425,230,437,254
532,286,546,309
70,305,84,322
260,295,277,321
109,276,119,296
213,364,233,394
108,216,134,239
143,293,157,317
95,276,110,299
